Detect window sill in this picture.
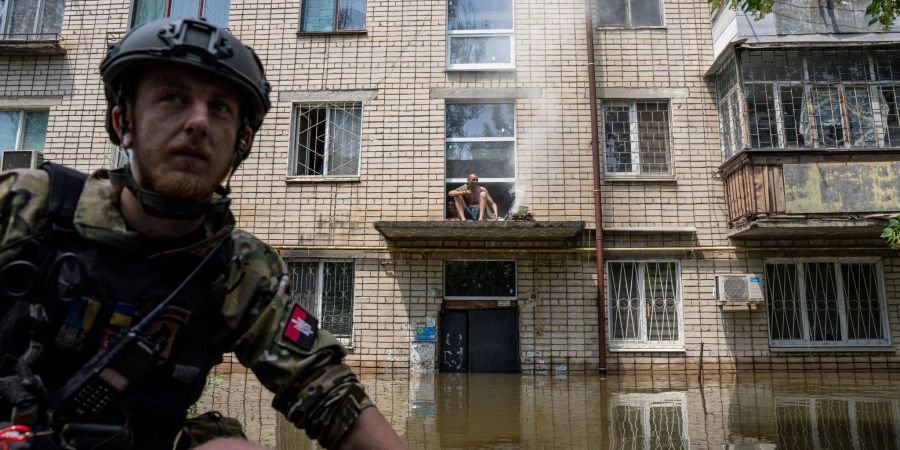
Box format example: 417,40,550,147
296,30,367,37
610,347,686,353
769,346,894,353
596,26,667,31
603,175,677,183
286,176,361,184
446,65,516,72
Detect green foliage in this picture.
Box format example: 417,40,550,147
709,0,899,27
882,217,900,249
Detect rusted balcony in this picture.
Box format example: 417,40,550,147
720,149,899,239
0,33,65,55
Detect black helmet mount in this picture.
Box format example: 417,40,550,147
100,17,271,219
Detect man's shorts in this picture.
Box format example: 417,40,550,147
464,206,480,220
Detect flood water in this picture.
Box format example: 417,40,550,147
357,371,900,449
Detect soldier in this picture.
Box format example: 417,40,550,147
0,17,405,450
448,173,499,221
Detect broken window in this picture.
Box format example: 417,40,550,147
601,101,672,175
765,260,889,348
132,0,229,28
444,261,516,300
300,0,365,32
447,0,514,70
445,103,516,218
597,0,663,27
291,102,362,176
287,260,355,340
607,261,682,349
716,49,900,156
0,0,63,38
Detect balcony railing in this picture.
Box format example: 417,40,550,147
719,149,900,233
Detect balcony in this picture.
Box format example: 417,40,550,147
720,149,898,239
374,220,586,246
0,33,65,55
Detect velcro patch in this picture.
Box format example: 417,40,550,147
281,304,318,351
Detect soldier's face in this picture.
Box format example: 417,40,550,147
117,66,245,201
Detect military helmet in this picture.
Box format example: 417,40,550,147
100,17,271,164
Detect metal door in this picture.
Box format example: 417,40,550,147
468,309,519,373
439,310,467,372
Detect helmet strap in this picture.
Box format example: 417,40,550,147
109,165,230,220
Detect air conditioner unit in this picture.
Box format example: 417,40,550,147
715,274,764,305
1,150,43,171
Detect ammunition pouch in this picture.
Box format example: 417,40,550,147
172,411,245,450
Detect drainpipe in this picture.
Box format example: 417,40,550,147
583,0,606,372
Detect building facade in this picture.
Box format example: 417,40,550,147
1,0,899,374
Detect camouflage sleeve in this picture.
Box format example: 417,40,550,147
224,231,373,449
0,169,49,254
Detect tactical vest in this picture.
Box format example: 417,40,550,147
0,163,236,449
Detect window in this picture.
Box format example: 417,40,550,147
131,0,229,29
597,0,663,28
290,102,362,176
765,259,890,348
607,261,682,350
300,0,365,32
601,101,672,176
446,0,514,70
445,103,516,218
286,261,355,340
0,109,47,154
444,261,516,300
0,0,63,39
716,49,900,160
775,397,900,449
610,393,690,450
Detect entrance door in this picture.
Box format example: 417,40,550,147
438,309,519,373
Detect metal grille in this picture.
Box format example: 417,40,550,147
608,261,680,347
292,102,362,176
775,397,900,450
610,394,689,450
601,101,671,175
716,48,900,154
765,261,887,347
286,261,355,339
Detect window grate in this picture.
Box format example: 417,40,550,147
765,260,888,347
610,393,690,450
775,397,900,449
608,261,681,348
286,261,355,339
601,101,672,175
292,102,362,176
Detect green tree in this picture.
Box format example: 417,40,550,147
882,217,900,249
708,0,899,28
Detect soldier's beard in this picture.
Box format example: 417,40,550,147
130,150,229,202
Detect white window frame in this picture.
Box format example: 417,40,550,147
609,392,690,450
765,257,891,349
288,102,363,177
0,0,61,38
443,260,517,301
597,0,665,29
446,2,515,71
606,260,684,351
0,109,47,152
127,0,230,29
286,259,356,345
775,396,900,449
600,100,673,177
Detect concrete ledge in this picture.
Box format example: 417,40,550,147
0,38,65,56
278,89,378,103
597,87,690,99
374,220,585,243
429,87,543,100
728,217,890,239
605,226,697,234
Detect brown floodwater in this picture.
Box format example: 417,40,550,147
206,369,900,449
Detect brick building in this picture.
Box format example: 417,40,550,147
1,0,899,374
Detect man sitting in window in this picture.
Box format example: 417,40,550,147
448,173,499,221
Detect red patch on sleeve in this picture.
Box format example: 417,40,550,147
282,304,318,351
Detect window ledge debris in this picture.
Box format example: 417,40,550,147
286,176,361,184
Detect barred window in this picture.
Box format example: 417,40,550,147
300,0,365,32
610,393,689,450
607,261,682,349
291,102,362,176
131,0,229,28
446,0,514,70
0,0,63,39
716,49,900,159
286,261,355,340
765,260,889,348
775,397,900,449
601,101,672,176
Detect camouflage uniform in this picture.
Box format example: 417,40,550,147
0,168,372,449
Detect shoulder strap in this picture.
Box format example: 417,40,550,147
39,162,88,232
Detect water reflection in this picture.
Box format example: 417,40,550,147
279,371,900,449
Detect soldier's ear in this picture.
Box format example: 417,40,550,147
239,126,255,153
111,105,134,148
